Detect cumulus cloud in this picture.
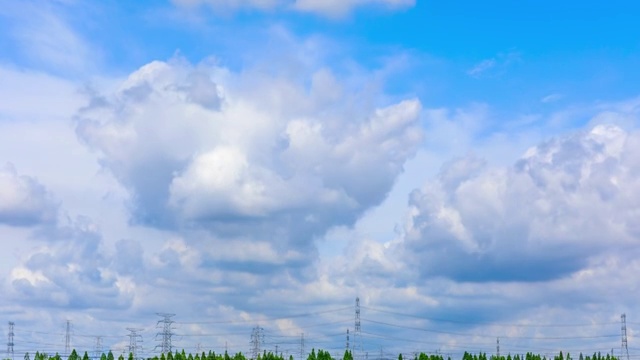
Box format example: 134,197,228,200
75,58,422,261
172,0,415,17
399,124,640,282
10,217,134,309
0,163,58,227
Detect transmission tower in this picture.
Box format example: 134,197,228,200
155,313,176,354
94,337,103,360
621,314,630,360
127,328,144,360
355,298,361,359
496,338,500,358
300,333,305,360
7,322,14,360
250,326,264,360
65,320,72,357
346,329,350,351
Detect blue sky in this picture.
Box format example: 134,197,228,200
1,0,640,359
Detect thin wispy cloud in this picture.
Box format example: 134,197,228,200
467,50,521,78
171,0,416,17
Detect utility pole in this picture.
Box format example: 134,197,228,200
621,314,630,360
155,313,176,354
355,298,361,360
250,326,264,360
65,320,72,357
127,328,144,360
7,322,14,360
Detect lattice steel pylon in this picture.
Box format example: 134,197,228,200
65,320,72,357
7,322,14,360
300,333,305,360
155,313,176,354
127,328,144,360
250,326,264,360
94,336,103,360
346,329,350,351
621,314,630,360
355,298,362,359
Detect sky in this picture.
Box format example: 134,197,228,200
1,0,640,359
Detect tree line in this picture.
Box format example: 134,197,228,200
18,348,618,360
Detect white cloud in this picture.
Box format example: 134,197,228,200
467,50,521,78
76,57,423,259
172,0,416,17
398,123,640,282
293,0,415,17
467,59,496,78
541,93,564,103
0,164,58,227
9,217,134,310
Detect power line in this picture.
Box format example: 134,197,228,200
361,306,620,328
361,318,619,340
175,307,352,325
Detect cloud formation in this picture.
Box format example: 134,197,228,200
10,217,134,310
400,124,640,282
75,58,422,261
0,163,58,227
172,0,415,17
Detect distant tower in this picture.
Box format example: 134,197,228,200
94,336,103,360
127,328,144,360
250,326,264,360
7,322,14,360
621,314,630,360
300,334,305,360
496,338,500,358
355,298,362,358
65,320,72,357
346,329,350,351
155,313,175,354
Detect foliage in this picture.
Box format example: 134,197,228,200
26,347,618,360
